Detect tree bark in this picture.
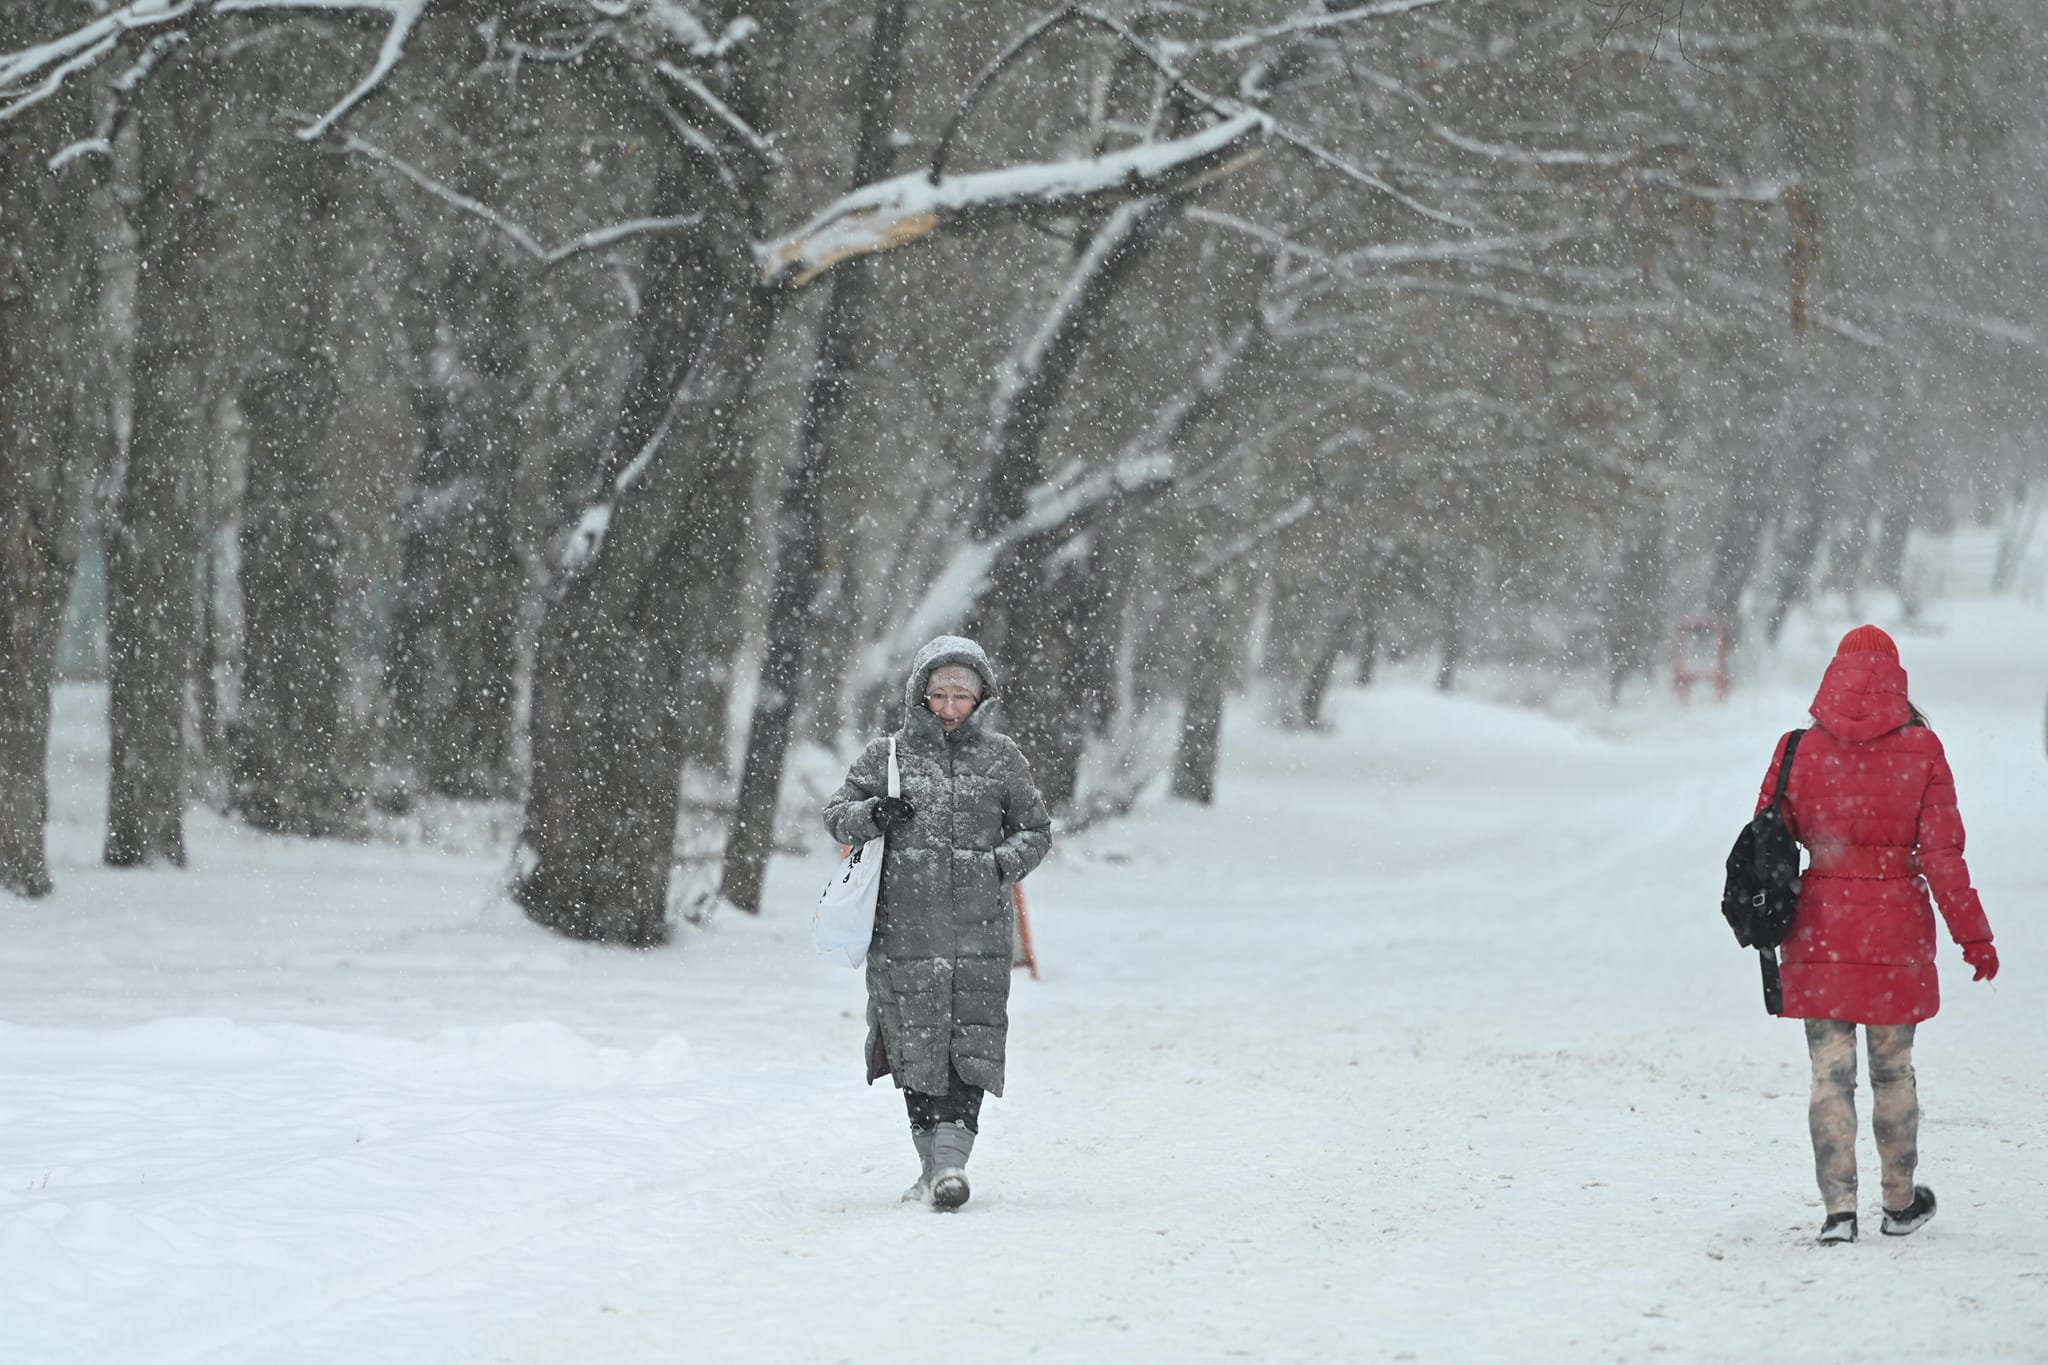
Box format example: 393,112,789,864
1763,434,1840,645
514,1,802,946
233,358,352,834
105,49,215,868
1870,495,1913,592
1705,457,1773,638
1260,529,1353,731
1172,571,1244,804
1604,498,1668,702
967,200,1173,802
1434,557,1471,693
516,226,782,944
0,113,99,895
1296,610,1354,731
228,136,357,836
385,243,528,801
721,0,909,913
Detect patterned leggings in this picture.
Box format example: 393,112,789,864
1804,1019,1919,1214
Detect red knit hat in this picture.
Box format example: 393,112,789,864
1836,624,1899,661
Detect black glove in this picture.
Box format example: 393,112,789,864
871,796,915,833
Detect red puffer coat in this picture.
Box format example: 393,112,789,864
1755,650,1992,1024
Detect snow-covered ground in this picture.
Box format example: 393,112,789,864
5,576,2046,1364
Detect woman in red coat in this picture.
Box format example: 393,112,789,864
1755,625,1998,1244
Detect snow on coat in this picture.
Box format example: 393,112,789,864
823,636,1053,1097
1755,649,1993,1025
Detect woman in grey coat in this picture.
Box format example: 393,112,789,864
824,635,1053,1210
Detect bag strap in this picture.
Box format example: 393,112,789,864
886,736,900,799
1768,728,1806,809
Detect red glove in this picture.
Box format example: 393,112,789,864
1961,941,1999,982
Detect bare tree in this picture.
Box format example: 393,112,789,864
0,2,108,894
720,0,909,914
229,116,357,836
103,40,220,869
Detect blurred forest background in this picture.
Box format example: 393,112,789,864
4,0,2044,944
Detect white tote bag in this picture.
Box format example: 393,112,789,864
812,737,898,967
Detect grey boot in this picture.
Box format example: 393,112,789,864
901,1129,936,1204
929,1121,975,1211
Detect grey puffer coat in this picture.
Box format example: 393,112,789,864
823,636,1053,1097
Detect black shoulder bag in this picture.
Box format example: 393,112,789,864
1721,728,1807,1015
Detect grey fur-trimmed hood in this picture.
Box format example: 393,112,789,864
902,635,999,726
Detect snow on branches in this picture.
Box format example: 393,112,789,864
846,453,1179,709
756,112,1269,288
0,0,752,142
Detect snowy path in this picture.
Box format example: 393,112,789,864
4,594,2047,1363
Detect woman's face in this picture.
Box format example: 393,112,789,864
924,685,979,732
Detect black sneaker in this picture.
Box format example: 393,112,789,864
1881,1186,1936,1237
1817,1211,1858,1244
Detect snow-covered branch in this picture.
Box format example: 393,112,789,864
757,112,1267,288
1276,277,1683,329
848,454,1177,704
549,300,746,586
1115,325,1258,470
1182,497,1316,587
1427,122,1637,170
655,58,781,166
1865,296,2040,353
0,0,412,129
989,199,1160,449
1201,0,1449,56
0,1,190,96
1698,270,1895,353
0,31,118,126
624,61,743,197
1633,168,1793,204
1588,23,1901,67
1310,251,1901,353
214,0,401,11
345,134,704,266
1275,127,1484,231
1186,208,1332,267
45,30,190,170
292,0,425,140
1333,227,1577,271
930,4,1469,235
1081,3,1473,231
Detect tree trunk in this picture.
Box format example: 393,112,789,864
720,0,907,913
1296,608,1355,731
1604,499,1668,702
1435,557,1471,693
999,546,1117,809
516,256,782,945
1352,552,1387,686
0,129,99,895
519,608,685,946
385,244,528,801
514,0,804,945
1870,495,1913,591
1260,534,1351,731
228,140,357,836
233,356,352,834
1705,459,1773,637
968,200,1172,793
1354,613,1379,686
1172,572,1244,804
105,51,215,868
1763,436,1840,645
